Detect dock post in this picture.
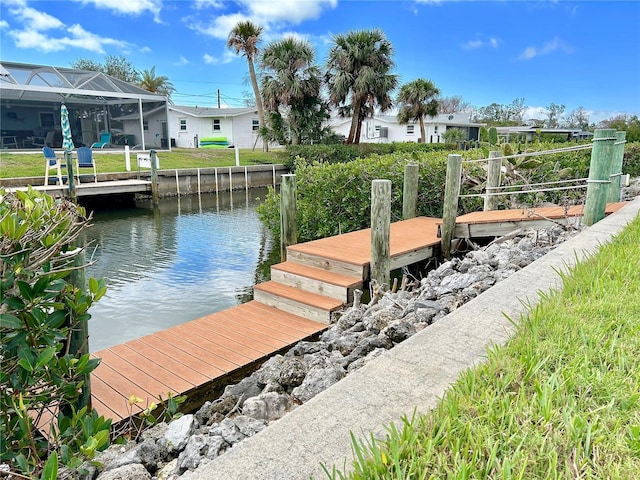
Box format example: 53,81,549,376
66,247,91,413
484,150,502,211
607,131,627,203
150,149,159,206
402,163,419,220
280,174,297,261
584,129,616,226
441,154,462,258
371,179,391,290
65,151,76,202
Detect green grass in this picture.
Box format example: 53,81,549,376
0,148,286,179
325,215,640,479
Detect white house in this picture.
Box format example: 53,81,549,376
167,106,261,149
328,112,484,144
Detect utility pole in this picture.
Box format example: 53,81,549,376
217,89,221,109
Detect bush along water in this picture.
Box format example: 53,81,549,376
258,142,600,242
0,188,109,479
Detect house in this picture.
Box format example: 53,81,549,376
328,112,484,143
496,126,594,143
0,61,169,150
167,106,261,149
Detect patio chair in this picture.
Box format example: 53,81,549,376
33,131,55,148
91,132,111,149
75,147,97,184
43,147,63,186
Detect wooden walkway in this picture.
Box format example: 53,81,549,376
88,204,628,425
5,179,151,197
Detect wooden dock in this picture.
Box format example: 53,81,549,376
88,203,629,425
5,179,151,197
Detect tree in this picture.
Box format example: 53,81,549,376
138,66,176,101
438,95,472,114
545,102,565,128
228,20,268,152
260,37,329,145
599,114,640,142
71,55,140,84
396,78,440,143
326,29,398,144
442,127,467,144
565,107,590,130
472,98,526,125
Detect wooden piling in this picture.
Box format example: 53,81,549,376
371,179,391,290
484,150,502,211
65,151,76,202
402,163,419,220
607,131,627,203
280,174,297,261
67,247,91,412
441,154,462,258
584,129,616,226
150,150,159,206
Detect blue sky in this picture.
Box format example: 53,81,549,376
1,0,639,123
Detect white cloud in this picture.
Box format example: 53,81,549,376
203,50,235,65
518,37,573,60
140,45,152,53
461,37,499,50
0,20,9,29
11,5,64,30
74,0,162,21
523,106,547,121
193,0,224,9
4,2,136,53
187,0,337,41
174,56,190,66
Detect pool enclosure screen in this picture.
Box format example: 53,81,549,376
0,61,169,150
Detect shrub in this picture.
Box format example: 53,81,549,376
623,142,640,177
1,188,109,478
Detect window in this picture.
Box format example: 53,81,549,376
434,125,438,133
40,112,55,128
252,119,259,131
180,119,187,131
212,119,221,131
143,120,149,131
406,125,415,135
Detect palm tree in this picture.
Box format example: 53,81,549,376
260,37,323,145
326,29,398,144
396,78,441,143
227,20,268,152
138,66,175,101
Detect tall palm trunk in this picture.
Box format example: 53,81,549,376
247,58,268,152
419,115,426,143
347,97,362,144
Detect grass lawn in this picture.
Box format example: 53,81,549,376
0,148,287,179
326,214,640,479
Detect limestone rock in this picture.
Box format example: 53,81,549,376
162,414,195,453
96,463,151,480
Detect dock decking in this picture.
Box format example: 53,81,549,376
5,179,151,197
88,203,627,425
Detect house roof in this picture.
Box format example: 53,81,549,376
169,105,257,118
0,61,166,105
496,126,593,136
329,112,484,128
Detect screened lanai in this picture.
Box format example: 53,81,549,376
0,61,169,151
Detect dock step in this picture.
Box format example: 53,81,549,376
253,281,344,324
285,248,367,278
271,262,362,302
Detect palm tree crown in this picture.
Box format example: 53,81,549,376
326,29,398,144
396,78,441,143
138,66,175,100
260,37,324,145
227,20,268,151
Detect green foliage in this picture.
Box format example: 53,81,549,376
623,142,640,177
479,126,488,142
1,188,109,477
259,142,598,242
283,142,454,170
488,127,498,145
325,215,640,479
70,55,140,84
442,128,467,144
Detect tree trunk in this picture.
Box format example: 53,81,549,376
347,97,361,144
354,112,363,145
247,57,268,152
419,115,426,143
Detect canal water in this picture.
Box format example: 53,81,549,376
81,188,278,352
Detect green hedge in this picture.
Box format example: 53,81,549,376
258,142,640,242
283,142,456,170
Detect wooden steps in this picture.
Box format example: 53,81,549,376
254,281,345,324
271,261,362,302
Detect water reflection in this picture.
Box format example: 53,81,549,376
82,189,277,352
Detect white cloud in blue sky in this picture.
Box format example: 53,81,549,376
0,0,638,121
